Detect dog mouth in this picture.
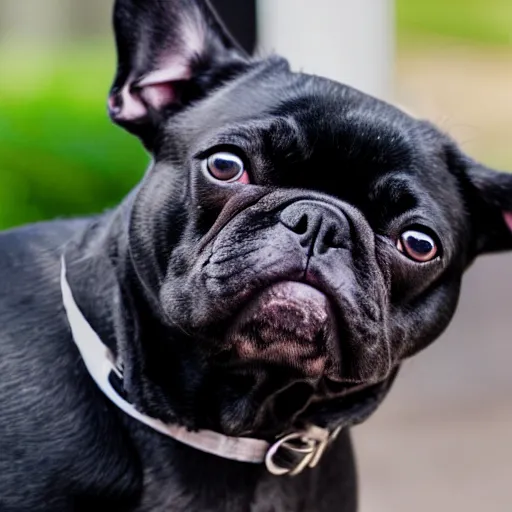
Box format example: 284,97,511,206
225,281,342,381
212,280,396,437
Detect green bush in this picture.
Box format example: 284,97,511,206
0,43,148,229
398,0,512,45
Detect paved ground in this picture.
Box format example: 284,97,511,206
354,254,512,511
352,47,512,511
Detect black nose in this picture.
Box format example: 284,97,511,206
280,200,348,255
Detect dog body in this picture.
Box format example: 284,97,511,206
1,1,512,510
0,219,357,511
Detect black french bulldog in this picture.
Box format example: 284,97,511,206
1,1,511,510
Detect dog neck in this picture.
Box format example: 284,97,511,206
63,256,348,474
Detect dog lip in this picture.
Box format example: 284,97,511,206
225,280,340,380
240,281,332,326
300,270,329,293
267,280,329,301
246,273,332,306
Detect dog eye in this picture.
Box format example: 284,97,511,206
397,230,438,262
205,152,246,182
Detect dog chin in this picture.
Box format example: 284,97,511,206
226,281,340,380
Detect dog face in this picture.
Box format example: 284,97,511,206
107,0,512,436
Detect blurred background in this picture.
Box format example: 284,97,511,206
1,0,511,510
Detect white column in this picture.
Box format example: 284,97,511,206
256,0,394,101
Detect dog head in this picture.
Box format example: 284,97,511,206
106,0,512,437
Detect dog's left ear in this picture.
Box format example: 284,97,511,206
462,156,512,255
108,0,248,146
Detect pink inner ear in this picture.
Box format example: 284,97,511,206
138,60,192,87
503,212,512,232
110,86,147,122
109,59,192,123
140,83,176,110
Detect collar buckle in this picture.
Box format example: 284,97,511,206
265,425,343,476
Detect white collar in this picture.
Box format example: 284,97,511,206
60,255,340,475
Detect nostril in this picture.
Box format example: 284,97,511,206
324,223,344,248
293,214,309,235
280,201,347,253
280,208,310,235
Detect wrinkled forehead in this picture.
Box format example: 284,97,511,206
170,59,461,214
174,59,422,163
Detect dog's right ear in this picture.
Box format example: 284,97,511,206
108,0,248,147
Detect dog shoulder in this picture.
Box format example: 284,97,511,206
0,218,89,354
0,219,142,508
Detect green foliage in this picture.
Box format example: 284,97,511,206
397,0,512,45
0,43,148,229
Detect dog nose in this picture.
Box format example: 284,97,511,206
280,200,348,254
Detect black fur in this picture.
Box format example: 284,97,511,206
1,1,512,510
